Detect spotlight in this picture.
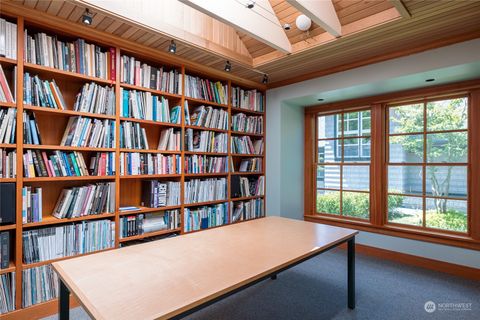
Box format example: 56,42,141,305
262,74,268,84
82,9,93,26
425,78,435,82
168,40,176,54
283,23,291,31
225,61,232,72
317,98,324,102
246,1,255,9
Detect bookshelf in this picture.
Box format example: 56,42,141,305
0,10,266,319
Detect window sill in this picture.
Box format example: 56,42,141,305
304,214,480,251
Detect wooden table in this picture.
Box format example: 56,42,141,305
52,216,358,320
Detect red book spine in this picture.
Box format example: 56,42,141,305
41,151,53,177
100,153,107,176
110,47,116,81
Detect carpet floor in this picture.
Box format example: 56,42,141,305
42,248,480,320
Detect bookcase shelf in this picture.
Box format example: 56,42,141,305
0,262,16,275
119,228,180,243
22,248,115,269
22,213,116,229
0,8,267,317
231,153,264,157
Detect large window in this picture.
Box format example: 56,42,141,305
387,97,468,233
316,109,371,220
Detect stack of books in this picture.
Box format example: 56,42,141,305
22,111,41,145
184,178,227,204
120,153,180,176
0,108,16,144
22,265,56,308
121,88,181,123
0,272,15,314
23,73,66,109
157,128,181,151
239,176,265,197
186,105,228,130
120,121,149,149
60,117,116,148
0,149,16,178
0,18,17,59
74,82,115,115
52,182,115,219
231,136,264,154
0,65,15,103
184,155,227,174
24,30,113,79
231,87,264,112
22,219,115,264
185,129,227,153
237,158,262,173
141,180,180,208
184,203,228,232
231,199,264,222
232,113,263,134
185,75,227,105
22,186,42,224
120,210,180,238
120,55,181,94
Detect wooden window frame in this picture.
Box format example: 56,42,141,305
304,79,480,250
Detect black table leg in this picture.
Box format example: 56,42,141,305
271,274,277,280
59,280,70,320
347,237,355,309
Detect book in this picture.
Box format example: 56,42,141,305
230,198,264,222
237,157,263,173
120,152,181,176
0,18,17,59
184,203,228,232
120,121,149,150
188,105,228,130
231,176,265,198
0,183,15,225
21,186,42,224
231,136,264,154
141,180,180,208
184,75,227,105
22,111,42,145
23,73,66,109
0,108,16,144
120,88,173,122
0,271,15,313
0,231,10,269
0,64,15,103
184,155,227,174
74,82,115,115
184,178,227,204
231,86,264,112
119,210,180,238
0,149,16,178
22,265,55,308
185,129,227,153
232,113,263,134
157,128,181,151
60,116,116,148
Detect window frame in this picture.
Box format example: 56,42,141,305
304,82,480,250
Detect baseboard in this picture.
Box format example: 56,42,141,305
339,243,480,281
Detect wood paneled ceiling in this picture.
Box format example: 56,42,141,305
3,0,480,88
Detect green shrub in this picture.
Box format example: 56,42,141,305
426,210,467,232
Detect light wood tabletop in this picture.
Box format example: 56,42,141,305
52,216,358,320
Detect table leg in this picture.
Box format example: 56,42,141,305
271,274,277,280
347,237,355,309
59,280,70,320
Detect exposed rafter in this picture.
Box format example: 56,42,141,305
389,0,411,18
178,0,292,54
286,0,342,37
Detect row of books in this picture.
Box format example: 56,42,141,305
185,75,227,105
184,203,228,232
231,87,264,112
60,117,116,148
184,155,227,174
0,232,10,269
23,150,114,178
141,180,180,208
0,18,17,59
23,111,40,145
236,158,263,173
22,186,42,224
232,176,265,198
74,82,115,115
120,210,180,238
185,129,227,153
120,55,181,94
184,178,227,204
52,182,115,219
23,73,65,109
0,108,16,144
120,153,181,176
231,136,264,155
0,149,16,178
186,104,228,130
232,113,263,134
22,265,56,308
120,121,149,150
158,128,181,151
0,272,15,314
231,199,264,222
0,65,15,103
24,30,113,80
22,219,115,264
120,88,180,123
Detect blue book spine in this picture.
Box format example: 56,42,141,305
152,96,157,121
77,118,91,147
122,89,129,117
62,153,73,176
29,120,40,145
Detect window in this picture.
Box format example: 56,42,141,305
387,97,468,233
316,109,371,220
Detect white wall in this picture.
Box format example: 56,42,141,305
265,39,480,269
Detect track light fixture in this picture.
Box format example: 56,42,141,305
168,40,177,54
246,1,255,9
225,61,232,72
82,9,93,26
262,74,268,84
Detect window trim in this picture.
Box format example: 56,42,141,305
304,80,480,250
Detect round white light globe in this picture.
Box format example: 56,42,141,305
295,14,311,31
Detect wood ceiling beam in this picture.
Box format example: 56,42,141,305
286,0,342,37
389,0,411,18
178,0,292,54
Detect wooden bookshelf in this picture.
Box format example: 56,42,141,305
0,9,266,319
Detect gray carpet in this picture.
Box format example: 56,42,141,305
42,248,480,320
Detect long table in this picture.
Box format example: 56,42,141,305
52,216,358,319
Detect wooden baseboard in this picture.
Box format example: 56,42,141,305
338,243,480,281
2,296,79,320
